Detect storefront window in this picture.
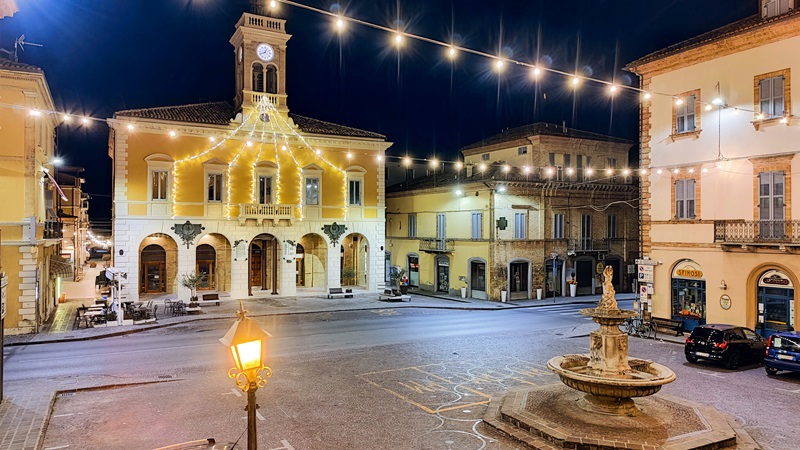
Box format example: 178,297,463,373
671,278,706,329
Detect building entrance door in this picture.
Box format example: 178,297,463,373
758,287,794,337
436,257,449,293
143,263,164,293
575,260,593,295
408,255,419,287
470,261,486,300
510,262,529,300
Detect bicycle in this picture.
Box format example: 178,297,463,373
622,318,656,339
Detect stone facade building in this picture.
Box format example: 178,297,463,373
625,0,800,334
386,123,639,301
108,8,391,303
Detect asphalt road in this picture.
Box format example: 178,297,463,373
5,300,798,450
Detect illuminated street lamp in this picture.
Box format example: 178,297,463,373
220,302,272,450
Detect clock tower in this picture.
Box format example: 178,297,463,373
230,4,292,114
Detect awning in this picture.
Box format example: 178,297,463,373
49,257,74,279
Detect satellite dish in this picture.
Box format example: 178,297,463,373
13,34,43,62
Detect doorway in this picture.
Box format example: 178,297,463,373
196,244,216,290
296,244,305,286
140,244,166,293
436,256,450,293
575,259,594,295
407,254,419,287
509,261,530,300
470,259,486,300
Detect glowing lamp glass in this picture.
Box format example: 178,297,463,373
336,18,344,30
532,67,541,78
127,124,135,131
675,98,683,105
643,92,651,100
572,76,579,86
231,339,263,371
705,104,712,111
585,168,594,175
455,161,463,170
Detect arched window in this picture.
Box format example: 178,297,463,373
252,63,264,92
266,65,278,94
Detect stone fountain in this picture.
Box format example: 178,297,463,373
547,265,675,416
482,266,761,450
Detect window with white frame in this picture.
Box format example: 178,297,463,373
514,212,527,239
607,214,618,238
408,213,417,238
675,178,696,219
764,0,793,18
553,213,565,239
306,177,320,205
471,212,482,239
676,95,697,133
152,170,168,200
518,146,528,155
349,179,362,205
258,176,272,204
759,75,785,118
207,173,223,202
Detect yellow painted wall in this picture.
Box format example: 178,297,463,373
123,127,381,218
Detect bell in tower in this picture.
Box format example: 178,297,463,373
231,1,292,114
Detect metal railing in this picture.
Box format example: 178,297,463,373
239,203,294,223
714,220,800,244
419,238,455,253
568,238,610,252
43,220,63,240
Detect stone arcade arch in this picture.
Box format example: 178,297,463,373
297,233,327,290
138,234,178,294
196,233,232,292
249,233,280,296
341,233,369,288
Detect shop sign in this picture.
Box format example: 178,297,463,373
720,294,732,311
638,264,654,282
758,270,793,288
438,259,449,267
671,260,703,279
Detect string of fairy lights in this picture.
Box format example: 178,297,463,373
4,0,796,188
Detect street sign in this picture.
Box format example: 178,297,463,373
635,259,658,266
637,264,654,282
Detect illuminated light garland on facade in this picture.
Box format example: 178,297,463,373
250,121,268,204
226,118,260,219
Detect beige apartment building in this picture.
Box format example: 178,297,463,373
386,123,639,301
626,0,800,335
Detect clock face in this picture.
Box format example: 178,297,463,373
256,43,274,62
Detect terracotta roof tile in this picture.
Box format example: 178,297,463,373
115,101,385,139
625,9,800,69
0,57,43,74
461,122,632,152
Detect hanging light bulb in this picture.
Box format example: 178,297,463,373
269,0,277,9
394,32,403,46
455,189,462,196
494,59,504,71
430,158,438,167
705,104,713,111
673,168,680,174
585,168,594,176
688,168,694,173
656,169,663,175
702,168,709,173
605,168,613,176
623,169,631,176
546,167,554,176
502,164,510,173
247,141,254,147
757,113,765,120
169,130,177,137
639,168,647,175
711,97,724,106
63,115,71,123
455,161,463,170
209,136,216,142
523,166,531,174
281,145,287,151
315,149,322,155
780,116,789,124
336,17,345,31
643,92,652,100
566,167,574,175
347,152,353,160
448,47,456,59
609,85,618,95
479,163,487,172
81,117,90,125
127,124,135,131
376,154,383,162
571,76,580,86
531,67,541,78
403,157,411,166
675,98,684,106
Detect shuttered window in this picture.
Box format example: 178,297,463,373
675,178,696,219
759,76,785,118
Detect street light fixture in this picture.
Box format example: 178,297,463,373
220,302,272,450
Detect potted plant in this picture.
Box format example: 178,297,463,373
341,267,357,286
567,277,578,297
536,287,543,300
179,271,204,305
399,274,410,294
458,276,468,298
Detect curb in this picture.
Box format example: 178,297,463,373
6,297,622,347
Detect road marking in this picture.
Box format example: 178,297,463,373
51,413,75,418
222,388,243,397
269,440,296,450
701,372,726,379
256,410,266,421
776,387,800,394
44,446,70,450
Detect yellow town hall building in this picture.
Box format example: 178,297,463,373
108,9,391,303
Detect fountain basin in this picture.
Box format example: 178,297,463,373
548,354,676,415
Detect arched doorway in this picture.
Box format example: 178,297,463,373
141,245,166,293
297,233,328,289
249,234,279,295
196,244,216,290
671,259,706,331
196,233,231,293
139,233,178,294
757,269,795,337
341,233,368,287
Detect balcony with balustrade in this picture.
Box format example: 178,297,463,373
43,220,64,240
243,91,287,110
419,238,455,253
568,238,610,253
714,220,800,249
238,203,295,225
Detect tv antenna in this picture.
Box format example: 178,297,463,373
14,35,43,62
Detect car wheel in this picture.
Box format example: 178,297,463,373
725,351,740,370
685,353,698,364
765,366,778,376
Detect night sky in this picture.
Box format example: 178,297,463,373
0,0,757,228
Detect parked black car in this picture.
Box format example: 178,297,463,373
684,324,766,369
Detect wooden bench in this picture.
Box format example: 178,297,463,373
379,288,411,302
327,288,353,299
653,317,684,336
201,293,220,306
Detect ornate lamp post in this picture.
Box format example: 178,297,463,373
220,302,272,450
